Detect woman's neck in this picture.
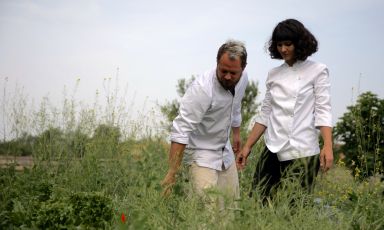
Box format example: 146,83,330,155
285,59,297,67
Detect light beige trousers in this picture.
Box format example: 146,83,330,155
189,162,240,211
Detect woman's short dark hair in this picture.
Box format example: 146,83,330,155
268,19,318,61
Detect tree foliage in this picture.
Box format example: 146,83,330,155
159,76,195,129
334,91,384,178
240,80,260,139
0,132,35,156
0,124,123,159
34,127,66,160
88,124,121,157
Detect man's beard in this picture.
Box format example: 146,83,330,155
217,76,239,91
219,80,234,90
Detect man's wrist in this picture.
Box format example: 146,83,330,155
167,168,178,175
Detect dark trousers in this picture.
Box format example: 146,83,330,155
250,148,320,199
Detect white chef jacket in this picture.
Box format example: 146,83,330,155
171,68,248,170
255,60,332,161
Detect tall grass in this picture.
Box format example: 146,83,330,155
0,79,383,229
353,98,383,178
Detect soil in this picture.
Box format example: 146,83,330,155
0,155,34,170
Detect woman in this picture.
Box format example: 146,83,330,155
236,19,333,199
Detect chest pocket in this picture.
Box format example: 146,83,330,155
209,97,229,112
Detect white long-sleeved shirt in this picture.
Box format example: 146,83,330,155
171,68,248,170
255,60,332,161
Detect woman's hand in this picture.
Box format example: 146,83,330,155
236,146,251,170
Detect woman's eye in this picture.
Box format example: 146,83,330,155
277,41,293,47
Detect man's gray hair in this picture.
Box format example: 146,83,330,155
216,39,247,69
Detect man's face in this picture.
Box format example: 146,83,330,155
216,52,243,90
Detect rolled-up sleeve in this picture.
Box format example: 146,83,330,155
171,82,211,144
254,77,272,127
314,66,332,127
231,104,241,128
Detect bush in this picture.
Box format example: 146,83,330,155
70,192,113,228
35,192,113,229
36,201,74,229
334,91,384,178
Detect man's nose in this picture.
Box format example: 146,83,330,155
224,73,232,80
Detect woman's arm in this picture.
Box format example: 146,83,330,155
319,126,333,172
236,122,266,170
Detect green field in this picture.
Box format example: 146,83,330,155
1,138,383,229
1,83,383,229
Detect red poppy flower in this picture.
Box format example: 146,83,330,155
121,213,126,223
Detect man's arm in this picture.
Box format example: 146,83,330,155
232,126,241,155
236,122,266,170
162,78,212,196
319,126,333,173
161,142,186,196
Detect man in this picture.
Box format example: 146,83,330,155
161,40,248,208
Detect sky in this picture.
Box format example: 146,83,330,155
1,0,384,132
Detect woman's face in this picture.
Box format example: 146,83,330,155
277,40,296,66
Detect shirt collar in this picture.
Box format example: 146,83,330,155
283,60,305,68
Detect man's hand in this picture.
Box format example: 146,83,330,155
232,136,241,155
319,145,333,173
236,146,251,170
161,171,176,197
161,142,186,197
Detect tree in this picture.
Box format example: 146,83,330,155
0,132,36,156
334,91,384,178
159,76,195,130
35,127,66,160
67,128,90,158
88,124,121,157
240,80,260,139
159,76,259,139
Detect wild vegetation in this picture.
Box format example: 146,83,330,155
0,78,383,229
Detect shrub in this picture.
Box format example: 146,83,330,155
70,192,113,228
